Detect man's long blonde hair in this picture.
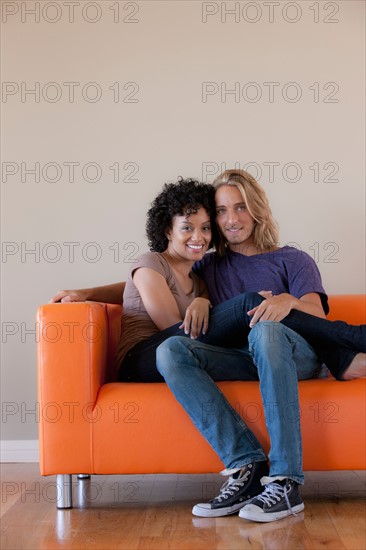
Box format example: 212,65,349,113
213,169,279,255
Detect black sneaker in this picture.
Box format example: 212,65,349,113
239,479,304,522
192,461,269,518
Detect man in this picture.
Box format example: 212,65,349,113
154,169,365,523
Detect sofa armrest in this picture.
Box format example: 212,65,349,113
37,302,113,474
327,295,366,324
37,302,111,404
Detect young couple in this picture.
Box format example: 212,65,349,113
51,169,366,523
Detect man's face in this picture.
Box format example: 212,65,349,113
215,185,256,251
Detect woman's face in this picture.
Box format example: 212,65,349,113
165,207,212,262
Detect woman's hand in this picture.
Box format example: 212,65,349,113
180,297,212,339
49,289,89,303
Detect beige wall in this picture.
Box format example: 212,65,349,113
1,0,365,441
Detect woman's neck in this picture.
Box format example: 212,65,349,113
161,250,194,277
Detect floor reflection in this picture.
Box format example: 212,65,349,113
192,511,307,550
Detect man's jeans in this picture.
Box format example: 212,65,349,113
156,320,320,485
119,291,365,482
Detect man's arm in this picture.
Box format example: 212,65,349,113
50,283,125,304
247,292,325,327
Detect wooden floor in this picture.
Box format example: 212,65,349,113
1,464,365,550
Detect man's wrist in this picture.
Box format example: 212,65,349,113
81,288,94,301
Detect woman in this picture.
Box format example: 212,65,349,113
114,178,216,382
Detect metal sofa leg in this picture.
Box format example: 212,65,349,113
77,474,91,479
56,474,73,509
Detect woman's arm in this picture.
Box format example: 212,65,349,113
134,269,212,339
50,283,125,304
133,268,182,329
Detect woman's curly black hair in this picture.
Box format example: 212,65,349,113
146,178,218,252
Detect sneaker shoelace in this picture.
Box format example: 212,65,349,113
214,470,251,503
256,482,298,516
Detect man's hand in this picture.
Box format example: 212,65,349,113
257,290,273,299
49,289,88,303
247,293,297,327
49,283,125,305
180,298,212,339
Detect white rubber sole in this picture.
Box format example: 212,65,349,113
192,500,249,518
239,502,305,522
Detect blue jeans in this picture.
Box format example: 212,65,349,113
119,292,363,382
119,291,266,382
156,322,320,485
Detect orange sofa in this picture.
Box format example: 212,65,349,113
37,295,366,508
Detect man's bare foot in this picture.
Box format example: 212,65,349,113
342,353,366,380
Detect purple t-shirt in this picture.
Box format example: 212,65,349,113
193,246,329,314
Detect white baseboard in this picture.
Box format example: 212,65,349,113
0,440,39,463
